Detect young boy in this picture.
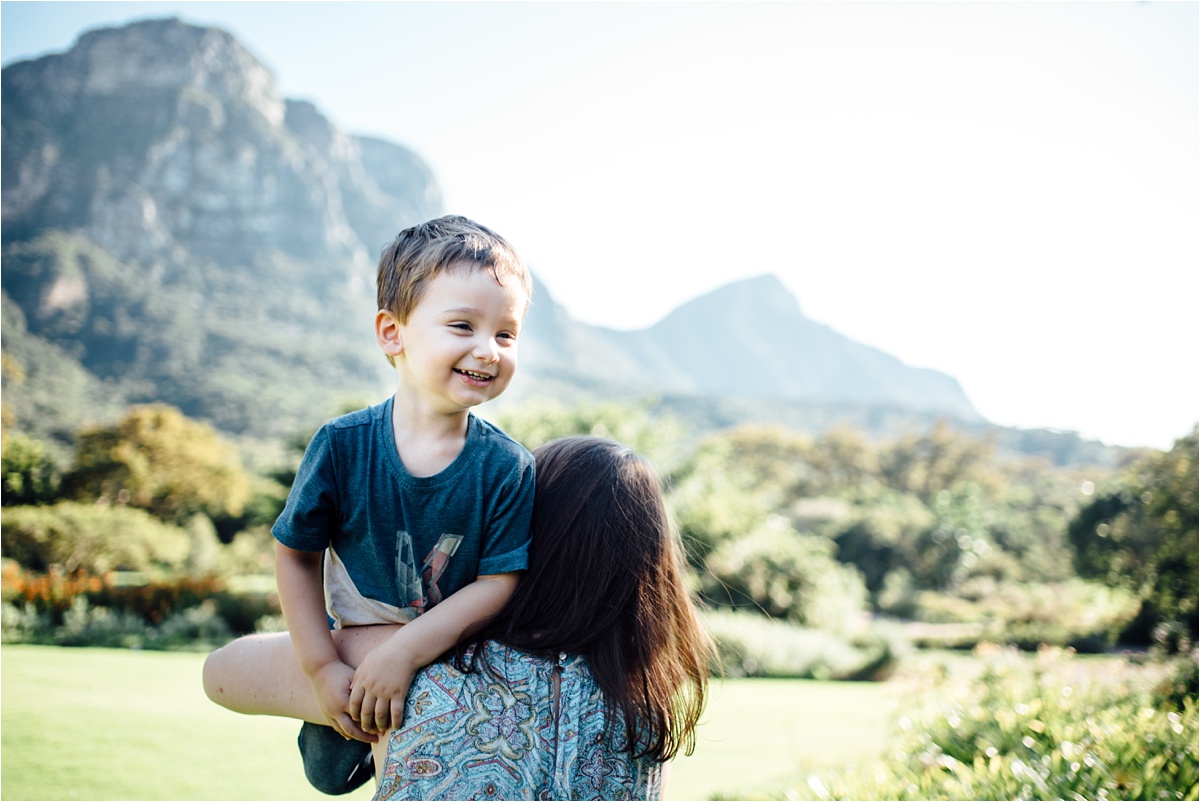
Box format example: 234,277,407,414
203,215,535,793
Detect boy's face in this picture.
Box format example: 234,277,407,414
385,265,528,414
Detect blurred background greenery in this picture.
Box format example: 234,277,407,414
2,401,1197,799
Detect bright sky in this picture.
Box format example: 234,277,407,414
2,1,1197,450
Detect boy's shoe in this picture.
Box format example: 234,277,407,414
297,721,374,795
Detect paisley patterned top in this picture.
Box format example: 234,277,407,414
374,643,663,800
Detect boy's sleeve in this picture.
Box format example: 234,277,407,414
477,456,535,576
271,426,339,553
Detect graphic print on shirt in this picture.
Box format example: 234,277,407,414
420,533,463,608
395,530,463,610
397,532,422,607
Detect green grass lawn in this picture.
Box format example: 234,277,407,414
1,645,897,801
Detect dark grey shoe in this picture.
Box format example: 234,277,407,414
297,722,374,795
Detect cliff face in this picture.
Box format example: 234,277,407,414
2,18,439,269
1,18,443,440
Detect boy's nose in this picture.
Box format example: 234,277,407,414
474,339,500,363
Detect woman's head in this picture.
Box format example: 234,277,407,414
467,435,710,761
518,436,679,645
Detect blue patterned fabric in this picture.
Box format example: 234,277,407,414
374,644,663,800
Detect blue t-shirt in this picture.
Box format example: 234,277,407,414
272,398,534,627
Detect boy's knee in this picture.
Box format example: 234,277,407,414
202,643,233,705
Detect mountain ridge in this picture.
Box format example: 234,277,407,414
2,18,1128,467
513,273,980,422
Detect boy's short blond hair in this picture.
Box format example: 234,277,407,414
377,215,531,324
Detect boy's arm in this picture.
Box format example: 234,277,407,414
348,571,520,734
276,542,374,742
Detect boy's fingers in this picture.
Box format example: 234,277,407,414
356,691,376,731
347,684,365,721
389,699,405,732
373,697,389,733
336,713,376,743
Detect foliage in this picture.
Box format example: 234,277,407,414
831,489,935,595
1069,425,1199,644
699,516,868,632
0,401,1182,659
666,434,772,567
2,595,235,650
490,397,686,468
2,502,191,574
1,559,279,642
903,578,1142,652
1,428,62,505
703,608,904,681
63,403,252,525
877,421,1001,504
786,646,1199,801
671,420,1100,630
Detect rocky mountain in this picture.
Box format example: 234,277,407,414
5,18,1120,466
513,273,978,416
1,18,439,443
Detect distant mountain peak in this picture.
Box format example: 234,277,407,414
653,273,802,331
566,272,982,420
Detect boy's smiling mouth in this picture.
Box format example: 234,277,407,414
455,368,494,382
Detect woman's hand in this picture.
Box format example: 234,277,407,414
348,634,417,734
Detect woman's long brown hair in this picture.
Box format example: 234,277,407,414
456,435,713,761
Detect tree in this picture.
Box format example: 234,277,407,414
878,421,999,504
63,404,251,525
1068,426,1199,645
2,431,61,506
2,501,190,574
699,516,868,632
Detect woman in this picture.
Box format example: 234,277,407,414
372,435,713,799
205,436,713,799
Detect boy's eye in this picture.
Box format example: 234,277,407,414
449,323,472,332
498,331,517,342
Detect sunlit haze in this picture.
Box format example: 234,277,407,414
3,1,1197,449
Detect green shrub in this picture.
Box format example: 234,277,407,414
1,501,190,574
1,601,54,642
64,403,252,525
908,578,1141,652
149,600,234,650
3,596,233,650
54,596,151,648
702,608,904,681
1069,426,1198,645
1,430,62,505
207,586,281,635
700,518,868,632
786,646,1198,801
1,559,278,636
1155,653,1200,713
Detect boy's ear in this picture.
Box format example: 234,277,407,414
375,310,404,357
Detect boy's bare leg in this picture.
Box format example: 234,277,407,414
202,625,399,729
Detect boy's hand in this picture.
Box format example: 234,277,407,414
348,635,417,735
309,660,376,743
